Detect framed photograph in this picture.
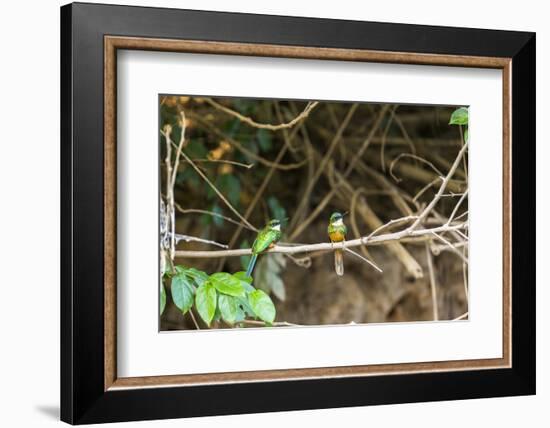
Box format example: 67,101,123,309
61,2,535,424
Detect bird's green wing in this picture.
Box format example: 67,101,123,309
251,228,281,254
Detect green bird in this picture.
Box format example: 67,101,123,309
327,212,347,276
246,219,282,277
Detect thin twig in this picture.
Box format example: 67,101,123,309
431,232,469,264
447,189,469,224
180,158,254,169
170,112,187,189
390,153,444,183
174,203,258,232
163,126,175,262
204,98,319,131
413,178,441,203
380,105,398,172
162,129,256,231
190,113,308,170
430,240,467,256
188,309,201,330
218,110,292,270
452,312,469,321
367,215,418,239
409,142,469,230
350,189,371,259
173,233,228,249
343,247,383,273
288,103,358,238
289,105,388,240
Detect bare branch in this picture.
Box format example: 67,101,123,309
413,177,441,203
409,141,469,230
190,113,308,170
447,189,469,224
452,312,469,321
174,223,467,258
204,98,319,131
380,105,398,172
162,129,256,231
390,153,445,183
174,204,258,232
343,247,383,273
173,233,228,249
179,158,254,169
431,232,469,264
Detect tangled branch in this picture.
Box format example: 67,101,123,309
204,98,319,131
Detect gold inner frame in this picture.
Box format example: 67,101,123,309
104,35,512,391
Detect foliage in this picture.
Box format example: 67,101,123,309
448,107,468,125
160,283,167,315
163,266,276,326
449,107,469,143
159,97,469,327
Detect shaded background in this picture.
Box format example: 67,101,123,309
160,96,469,330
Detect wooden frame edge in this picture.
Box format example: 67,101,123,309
103,35,512,391
104,36,117,390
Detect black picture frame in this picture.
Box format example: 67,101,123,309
61,2,535,424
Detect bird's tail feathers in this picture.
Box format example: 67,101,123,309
246,254,258,277
334,249,344,276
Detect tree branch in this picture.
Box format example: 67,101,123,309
204,98,319,131
409,141,469,230
161,129,256,231
174,223,467,258
173,233,228,249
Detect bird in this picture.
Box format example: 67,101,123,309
246,219,282,277
327,212,347,276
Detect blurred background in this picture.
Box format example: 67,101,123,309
160,96,469,330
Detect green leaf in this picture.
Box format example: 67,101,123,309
464,128,469,143
173,265,208,287
233,271,253,284
213,305,222,323
449,107,469,125
248,289,276,324
185,267,209,286
160,283,167,315
195,282,217,326
171,274,194,314
218,294,243,324
174,265,186,274
256,129,273,152
237,296,255,318
209,272,245,297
